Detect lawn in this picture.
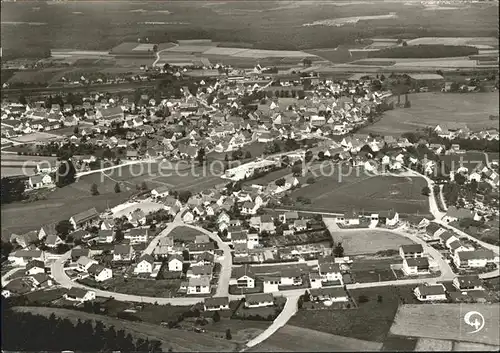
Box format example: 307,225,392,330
349,257,400,283
390,304,500,346
330,229,416,256
232,297,286,321
291,168,429,216
248,325,383,352
79,277,183,298
12,306,239,352
359,92,499,136
244,168,291,186
202,318,269,344
207,142,269,162
23,288,67,305
439,151,487,173
288,285,418,343
381,335,418,352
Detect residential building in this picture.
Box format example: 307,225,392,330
318,263,343,284
134,254,155,274
187,276,211,294
112,244,133,262
203,297,230,311
413,284,447,302
64,288,96,302
245,293,274,308
453,275,484,292
87,264,113,282
402,257,430,276
167,254,184,272
231,265,256,288
69,208,100,230
309,287,349,302
399,244,424,259
453,250,496,269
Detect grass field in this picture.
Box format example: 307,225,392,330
331,230,415,255
440,151,487,173
12,306,239,352
360,92,500,136
390,304,500,346
381,335,418,352
291,167,429,216
349,257,400,283
289,285,418,343
248,325,383,352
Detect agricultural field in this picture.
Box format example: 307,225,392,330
9,132,62,143
291,167,429,216
248,325,383,352
330,230,415,256
390,304,500,346
406,37,498,49
6,68,68,85
288,285,417,343
79,277,182,298
349,257,401,283
2,1,498,61
360,92,499,136
12,306,239,352
381,335,418,352
440,152,488,173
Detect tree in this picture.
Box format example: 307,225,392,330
225,329,232,340
114,183,121,193
115,229,124,242
197,147,206,166
377,295,383,303
224,154,229,162
291,164,302,177
454,173,466,185
1,177,26,204
73,126,79,135
421,186,430,196
90,183,99,196
19,95,27,105
55,159,76,187
306,177,315,184
141,181,148,190
55,220,74,238
402,41,408,47
333,242,344,257
213,311,221,323
178,190,192,203
358,295,369,303
245,151,252,159
275,178,286,187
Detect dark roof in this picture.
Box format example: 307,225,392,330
204,296,229,307
400,244,423,254
439,231,456,242
416,284,446,296
245,293,273,305
426,222,442,234
71,248,89,258
26,260,45,270
232,265,255,279
187,242,215,252
406,257,429,267
66,287,90,298
139,254,154,264
113,244,132,255
319,262,341,274
71,208,99,224
458,250,494,261
455,275,482,288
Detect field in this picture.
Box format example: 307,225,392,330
406,37,498,48
1,1,498,61
390,304,500,346
288,285,418,343
330,229,415,255
291,167,429,216
80,277,182,298
360,92,500,136
440,152,487,173
349,257,400,283
12,306,239,352
169,226,204,243
415,338,453,351
9,131,62,143
248,325,383,352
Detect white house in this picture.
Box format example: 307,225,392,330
64,288,96,302
204,296,230,311
25,260,46,276
187,276,211,294
76,256,98,272
247,233,259,249
309,273,323,289
87,264,113,282
245,293,274,308
452,275,484,293
399,244,424,259
402,257,430,276
134,254,155,274
241,201,258,215
231,265,255,288
309,287,348,302
453,250,496,269
413,284,447,302
262,276,281,293
318,263,343,284
151,186,169,198
181,210,195,223
167,254,183,272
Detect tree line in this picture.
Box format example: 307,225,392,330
2,308,164,352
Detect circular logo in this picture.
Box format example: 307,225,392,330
464,311,485,334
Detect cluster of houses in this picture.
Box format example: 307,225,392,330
434,123,499,142
413,274,488,302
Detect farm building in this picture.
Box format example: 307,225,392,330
405,73,444,90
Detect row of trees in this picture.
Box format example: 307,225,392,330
2,309,164,352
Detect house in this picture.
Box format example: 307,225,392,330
406,215,431,230
318,263,343,284
187,264,213,279
187,276,211,294
247,233,259,249
231,265,256,288
293,219,308,232
309,287,349,302
8,250,45,266
124,228,148,244
96,230,114,244
167,254,183,272
151,186,170,198
64,287,96,302
134,254,155,274
448,240,474,255
187,242,215,254
44,234,63,248
76,256,98,272
69,208,100,230
413,284,447,302
128,209,146,226
38,223,57,240
70,248,90,262
309,272,323,289
245,293,274,308
453,249,495,269
379,210,399,226
262,275,281,293
87,264,113,282
280,268,303,286
203,297,230,311
113,244,133,262
402,257,430,276
442,206,474,223
453,275,484,292
241,201,258,215
25,260,46,276
343,210,360,226
31,273,53,289
11,231,40,248
439,231,459,248
426,223,446,238
181,210,195,223
280,211,299,224
399,244,424,259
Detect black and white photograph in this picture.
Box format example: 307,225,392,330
1,0,499,351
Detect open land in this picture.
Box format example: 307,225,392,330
390,304,500,346
291,167,429,216
331,230,415,255
359,92,500,136
288,285,420,343
247,325,382,352
12,306,240,352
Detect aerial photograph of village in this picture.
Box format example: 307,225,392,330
0,0,499,351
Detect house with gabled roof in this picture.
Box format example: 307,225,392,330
204,296,230,311
402,257,430,276
88,264,113,282
425,222,445,239
453,275,484,292
230,265,256,288
134,254,155,274
112,244,133,262
69,208,100,230
64,287,96,302
413,284,447,302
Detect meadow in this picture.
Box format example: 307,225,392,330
359,92,500,136
291,166,429,216
390,304,500,346
331,230,415,256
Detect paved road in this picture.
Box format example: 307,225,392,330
76,159,158,178
245,294,300,348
